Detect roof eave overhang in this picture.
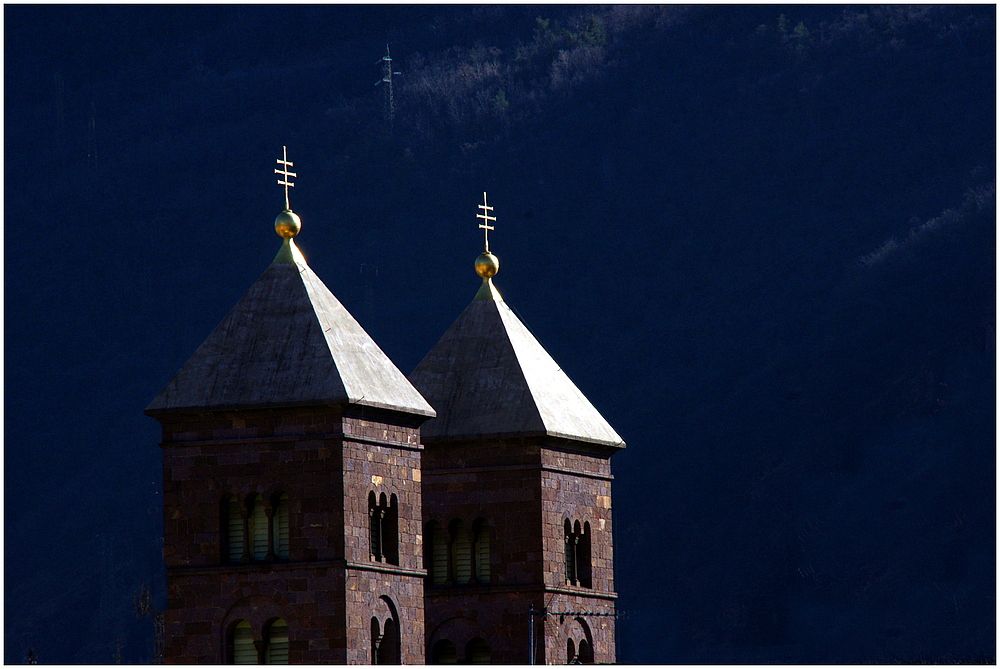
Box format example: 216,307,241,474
420,429,625,451
145,397,436,422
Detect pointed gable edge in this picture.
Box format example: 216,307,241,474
409,298,624,448
146,259,435,418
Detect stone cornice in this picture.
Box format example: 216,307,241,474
167,559,426,578
423,462,613,482
159,433,423,451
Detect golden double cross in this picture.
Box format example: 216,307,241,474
477,192,496,253
275,146,297,210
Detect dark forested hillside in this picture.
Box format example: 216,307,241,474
5,5,994,663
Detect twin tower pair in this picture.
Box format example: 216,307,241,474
145,152,624,664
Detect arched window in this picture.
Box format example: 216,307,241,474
231,620,257,664
371,617,382,664
578,522,592,589
565,519,592,588
450,520,472,585
569,618,595,664
577,639,593,664
383,495,399,565
272,494,289,560
472,518,490,584
224,496,245,563
431,639,458,664
466,637,490,664
369,492,383,562
429,521,449,585
250,495,269,561
378,618,399,664
564,519,577,586
264,619,289,664
369,492,399,565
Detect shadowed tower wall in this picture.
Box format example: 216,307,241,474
147,180,436,663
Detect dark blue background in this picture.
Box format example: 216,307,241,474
5,5,995,663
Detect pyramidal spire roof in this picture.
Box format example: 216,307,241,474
408,194,623,447
147,148,434,418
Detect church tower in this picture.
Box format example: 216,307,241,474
409,194,625,664
146,150,435,663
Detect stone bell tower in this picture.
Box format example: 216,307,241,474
409,194,625,664
146,148,435,664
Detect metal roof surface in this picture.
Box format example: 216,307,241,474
146,242,435,417
409,286,624,447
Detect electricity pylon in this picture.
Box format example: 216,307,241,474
375,44,401,132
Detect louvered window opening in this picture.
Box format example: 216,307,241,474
228,498,244,563
274,494,289,559
251,496,268,561
232,621,256,664
467,638,491,664
474,522,490,583
431,523,448,585
428,518,490,587
432,639,458,664
452,522,472,585
265,619,289,664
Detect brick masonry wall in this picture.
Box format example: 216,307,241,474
540,447,617,663
422,438,618,664
155,406,426,664
344,568,426,665
425,589,543,664
164,567,347,663
539,447,615,593
541,593,617,664
341,415,426,664
341,416,423,571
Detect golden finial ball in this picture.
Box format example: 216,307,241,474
475,252,499,278
275,209,302,238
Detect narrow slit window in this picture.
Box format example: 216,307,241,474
370,618,382,664
369,492,383,562
565,519,592,588
579,522,593,589
383,495,399,566
565,519,576,586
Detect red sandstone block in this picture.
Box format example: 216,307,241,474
183,621,212,636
